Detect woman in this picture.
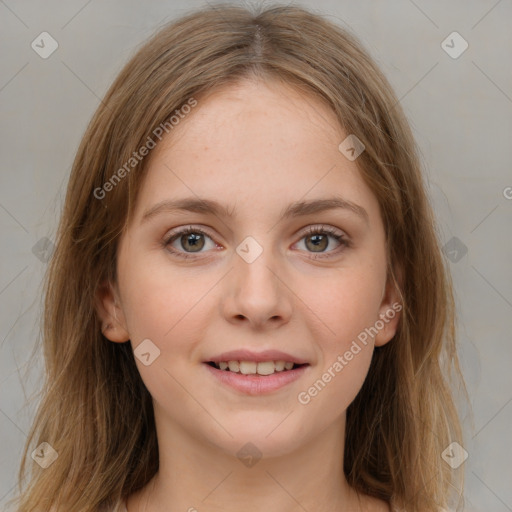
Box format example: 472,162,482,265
12,4,466,511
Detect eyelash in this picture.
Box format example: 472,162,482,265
162,225,350,261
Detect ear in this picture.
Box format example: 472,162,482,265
95,279,130,343
374,264,403,347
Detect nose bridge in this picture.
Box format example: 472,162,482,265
224,234,292,326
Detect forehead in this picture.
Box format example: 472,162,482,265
131,77,379,227
166,77,344,152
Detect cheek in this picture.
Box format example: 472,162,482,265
297,280,377,416
118,264,208,402
117,258,215,387
294,266,383,409
118,251,209,342
301,265,386,346
299,344,373,415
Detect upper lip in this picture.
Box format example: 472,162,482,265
205,349,309,365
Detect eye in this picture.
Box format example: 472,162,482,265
294,225,349,259
163,226,218,259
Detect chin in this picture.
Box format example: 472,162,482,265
204,420,308,461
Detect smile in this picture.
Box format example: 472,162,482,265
203,361,310,395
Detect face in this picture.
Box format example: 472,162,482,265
98,78,401,458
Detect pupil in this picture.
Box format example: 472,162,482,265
308,234,327,252
183,233,204,251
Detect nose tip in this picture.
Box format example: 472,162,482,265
224,257,293,329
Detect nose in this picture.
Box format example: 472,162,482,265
221,246,293,330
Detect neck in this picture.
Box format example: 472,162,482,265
129,404,362,512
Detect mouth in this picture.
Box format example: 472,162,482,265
203,360,310,395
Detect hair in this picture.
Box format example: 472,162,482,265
10,3,467,511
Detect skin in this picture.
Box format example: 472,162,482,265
97,77,400,512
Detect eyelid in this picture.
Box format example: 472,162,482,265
164,224,215,240
299,224,346,238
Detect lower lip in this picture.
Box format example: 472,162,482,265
203,363,309,395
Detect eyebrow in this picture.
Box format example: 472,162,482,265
140,196,369,225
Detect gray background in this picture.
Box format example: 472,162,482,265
0,1,511,510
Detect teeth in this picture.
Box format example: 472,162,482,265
274,361,285,371
255,361,275,376
227,361,239,372
213,360,300,375
239,361,257,374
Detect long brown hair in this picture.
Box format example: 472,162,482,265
10,3,466,511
